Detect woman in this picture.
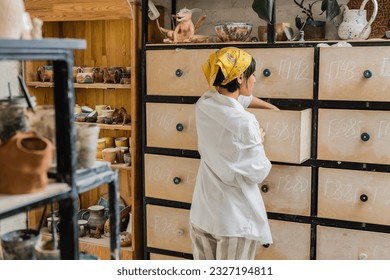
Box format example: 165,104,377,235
189,47,277,260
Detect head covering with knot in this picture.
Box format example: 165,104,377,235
202,47,252,88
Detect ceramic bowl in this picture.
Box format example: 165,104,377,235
215,22,252,42
115,137,129,147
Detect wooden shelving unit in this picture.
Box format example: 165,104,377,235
25,0,143,260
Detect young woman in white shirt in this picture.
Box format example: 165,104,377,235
190,47,278,260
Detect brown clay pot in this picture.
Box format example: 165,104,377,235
0,131,53,194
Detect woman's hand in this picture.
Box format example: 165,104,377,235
249,96,279,110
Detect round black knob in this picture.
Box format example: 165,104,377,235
262,243,270,248
263,69,271,77
175,69,184,77
361,132,370,142
176,123,184,132
261,185,269,193
173,177,181,185
363,70,372,79
360,194,368,202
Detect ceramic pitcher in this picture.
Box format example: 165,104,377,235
338,0,378,40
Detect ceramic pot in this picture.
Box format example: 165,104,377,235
0,0,25,39
78,220,88,237
1,229,40,260
0,131,53,194
87,205,107,230
102,147,117,163
76,72,94,84
101,106,114,118
76,123,100,169
0,97,28,142
34,239,59,260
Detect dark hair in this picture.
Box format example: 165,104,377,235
213,57,256,93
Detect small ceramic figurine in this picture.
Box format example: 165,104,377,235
159,7,207,43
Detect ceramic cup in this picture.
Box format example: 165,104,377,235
47,216,60,233
78,219,88,237
95,105,107,116
102,147,117,163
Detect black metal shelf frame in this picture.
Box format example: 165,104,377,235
0,39,120,260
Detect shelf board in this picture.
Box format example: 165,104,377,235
0,182,70,219
27,81,130,90
25,0,134,22
95,160,131,171
75,122,132,131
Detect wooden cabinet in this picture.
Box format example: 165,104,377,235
25,0,142,259
142,0,390,260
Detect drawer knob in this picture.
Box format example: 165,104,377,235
360,132,370,142
173,177,181,185
262,243,270,248
360,194,368,202
263,69,271,77
176,123,184,132
363,70,372,79
261,184,269,193
175,69,184,77
176,229,185,236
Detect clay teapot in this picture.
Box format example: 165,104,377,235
337,0,378,40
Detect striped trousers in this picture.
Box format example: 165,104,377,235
189,223,258,260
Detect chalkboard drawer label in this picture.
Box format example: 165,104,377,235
319,46,390,101
145,154,199,203
318,168,390,225
146,205,191,254
256,220,311,260
318,109,390,164
260,165,311,216
317,226,390,260
248,108,312,164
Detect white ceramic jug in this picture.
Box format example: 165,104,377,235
338,0,378,40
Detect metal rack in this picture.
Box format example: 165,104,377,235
0,39,120,260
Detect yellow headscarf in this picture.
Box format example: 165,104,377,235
202,47,252,88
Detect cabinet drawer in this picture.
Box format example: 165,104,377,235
317,226,390,259
146,103,197,150
260,165,311,216
249,48,314,99
146,49,210,96
146,205,191,254
318,168,390,225
256,220,310,260
318,109,390,164
150,253,187,260
248,108,312,164
319,46,390,101
144,154,199,203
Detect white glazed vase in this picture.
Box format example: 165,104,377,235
337,0,378,40
0,0,26,39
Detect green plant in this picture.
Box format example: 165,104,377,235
251,0,340,23
293,0,341,30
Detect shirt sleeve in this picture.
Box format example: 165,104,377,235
237,94,253,109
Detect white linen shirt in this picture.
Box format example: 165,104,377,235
190,90,273,244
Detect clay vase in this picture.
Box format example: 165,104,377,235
0,131,54,194
87,205,107,230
